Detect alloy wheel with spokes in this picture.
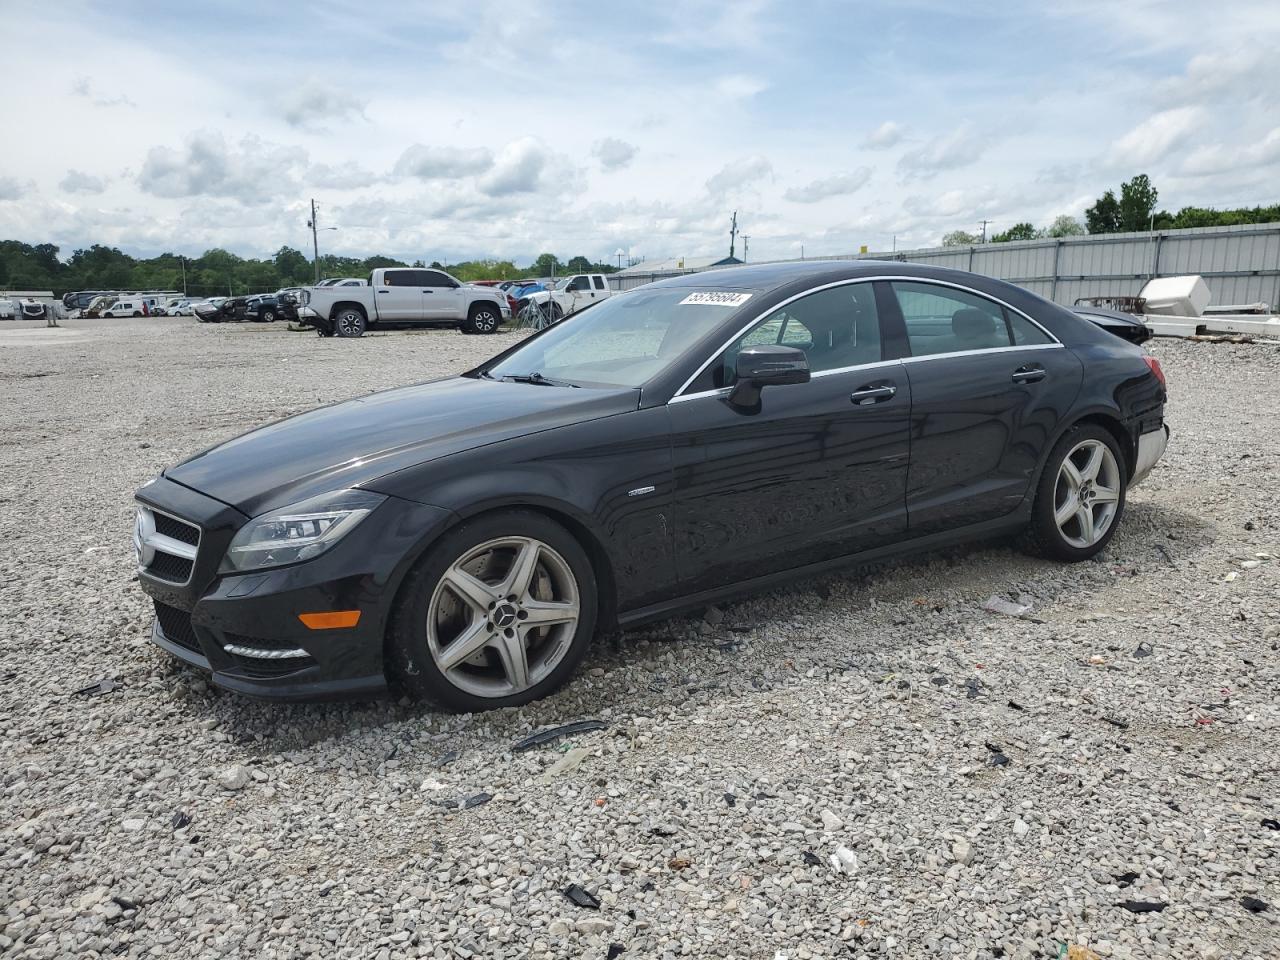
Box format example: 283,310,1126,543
1053,439,1121,548
387,511,598,709
428,536,579,698
1028,424,1127,561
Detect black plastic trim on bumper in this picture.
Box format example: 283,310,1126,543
151,619,387,701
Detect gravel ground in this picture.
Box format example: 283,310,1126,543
1,316,1277,960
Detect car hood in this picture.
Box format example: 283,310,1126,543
164,376,640,516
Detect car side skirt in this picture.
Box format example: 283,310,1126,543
616,506,1032,629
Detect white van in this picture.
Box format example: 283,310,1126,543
102,299,146,317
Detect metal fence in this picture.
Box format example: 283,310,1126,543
609,221,1280,309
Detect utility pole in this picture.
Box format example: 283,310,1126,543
741,235,750,262
979,220,991,243
728,211,738,260
309,198,320,284
180,256,187,295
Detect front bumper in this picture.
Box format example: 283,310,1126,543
135,475,456,700
1129,424,1169,488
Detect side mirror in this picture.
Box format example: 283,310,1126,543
728,345,810,408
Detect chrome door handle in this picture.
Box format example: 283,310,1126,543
850,384,897,404
1012,365,1046,384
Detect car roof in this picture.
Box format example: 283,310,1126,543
642,259,994,293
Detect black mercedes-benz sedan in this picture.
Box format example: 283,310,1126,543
134,261,1168,709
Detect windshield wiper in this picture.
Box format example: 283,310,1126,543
500,372,579,388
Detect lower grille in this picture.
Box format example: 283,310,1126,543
148,551,194,583
154,601,201,653
224,634,316,678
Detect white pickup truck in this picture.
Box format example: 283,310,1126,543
520,273,613,323
296,267,511,337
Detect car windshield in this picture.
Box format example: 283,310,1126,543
483,287,749,388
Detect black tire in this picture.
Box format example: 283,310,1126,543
386,510,598,711
334,307,367,338
131,311,142,317
262,309,276,323
1026,423,1127,562
465,303,502,335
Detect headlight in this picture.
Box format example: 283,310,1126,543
219,489,384,574
301,289,311,305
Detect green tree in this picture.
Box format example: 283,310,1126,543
941,230,978,247
1047,214,1085,238
1119,174,1158,232
991,222,1040,243
274,246,311,284
532,252,563,276
1085,190,1122,233
565,255,592,272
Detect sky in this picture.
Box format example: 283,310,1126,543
2,0,1279,267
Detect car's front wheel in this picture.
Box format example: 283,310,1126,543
464,304,501,335
387,511,597,710
334,308,367,338
1027,424,1127,561
262,309,277,323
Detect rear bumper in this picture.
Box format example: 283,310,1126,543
1129,424,1169,488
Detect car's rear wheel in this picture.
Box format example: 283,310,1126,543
387,511,597,711
262,309,277,323
334,308,366,338
1027,424,1126,561
465,304,501,335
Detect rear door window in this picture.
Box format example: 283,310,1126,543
889,281,1051,356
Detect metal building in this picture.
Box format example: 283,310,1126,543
608,221,1280,309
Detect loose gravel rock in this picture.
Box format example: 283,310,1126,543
1,317,1277,958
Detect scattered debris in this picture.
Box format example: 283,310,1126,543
965,678,982,700
723,793,736,807
73,679,117,697
727,623,755,634
1261,818,1280,831
983,595,1032,618
1241,895,1269,913
1113,871,1140,887
542,747,591,780
512,720,607,752
170,811,191,830
1007,700,1025,711
1133,641,1154,659
461,792,492,810
1101,716,1130,730
1063,946,1102,960
829,845,858,874
667,857,691,870
1118,900,1167,913
607,944,625,959
929,675,948,686
564,884,600,909
716,639,743,653
436,749,460,767
802,851,823,867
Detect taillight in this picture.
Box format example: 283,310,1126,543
1143,354,1166,388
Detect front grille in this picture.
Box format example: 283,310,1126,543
154,601,201,653
148,551,194,583
153,513,199,546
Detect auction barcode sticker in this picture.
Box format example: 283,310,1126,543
678,291,753,307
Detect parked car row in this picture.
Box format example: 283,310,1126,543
193,292,295,324
294,268,510,337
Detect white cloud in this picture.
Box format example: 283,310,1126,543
59,170,107,194
276,78,366,131
592,138,637,172
897,125,984,180
903,187,1001,219
0,176,33,201
864,121,905,149
713,74,768,100
1180,127,1280,177
393,144,493,180
309,161,380,190
138,133,306,204
784,168,872,203
706,156,773,196
477,138,576,197
71,75,135,108
1108,107,1203,167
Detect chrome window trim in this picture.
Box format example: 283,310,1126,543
670,274,1061,401
670,359,903,404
